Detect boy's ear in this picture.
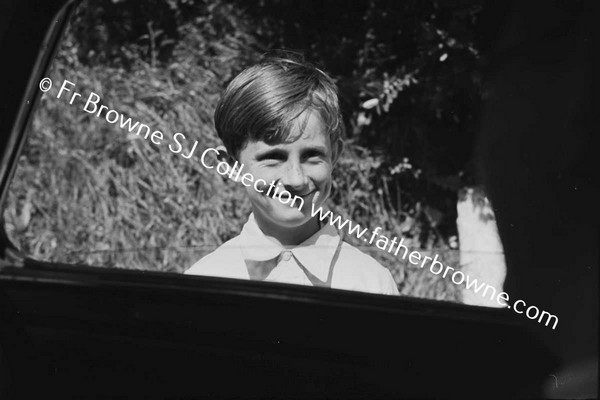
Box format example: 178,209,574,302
331,138,344,166
215,145,237,165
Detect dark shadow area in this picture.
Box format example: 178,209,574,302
477,0,598,396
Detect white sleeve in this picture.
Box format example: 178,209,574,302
383,268,400,295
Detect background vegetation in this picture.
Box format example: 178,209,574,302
4,0,485,302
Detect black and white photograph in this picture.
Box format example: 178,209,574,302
0,0,596,398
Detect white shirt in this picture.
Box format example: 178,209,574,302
186,213,399,295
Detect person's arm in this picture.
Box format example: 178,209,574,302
382,268,400,296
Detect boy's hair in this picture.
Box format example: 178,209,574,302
214,53,344,158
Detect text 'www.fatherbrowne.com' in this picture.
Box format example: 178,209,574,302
309,204,558,330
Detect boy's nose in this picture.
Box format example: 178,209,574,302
280,162,309,191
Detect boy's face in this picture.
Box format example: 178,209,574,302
234,110,342,231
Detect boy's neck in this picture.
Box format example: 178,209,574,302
253,214,320,246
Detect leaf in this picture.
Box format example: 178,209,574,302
361,98,379,109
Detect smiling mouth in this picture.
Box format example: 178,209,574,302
267,189,315,202
271,191,313,200
296,190,316,198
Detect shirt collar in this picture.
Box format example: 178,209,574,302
238,211,341,282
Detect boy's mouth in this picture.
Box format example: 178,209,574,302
266,188,319,204
296,190,321,206
296,190,316,198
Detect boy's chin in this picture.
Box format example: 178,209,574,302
270,211,313,228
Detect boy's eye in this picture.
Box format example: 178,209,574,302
263,160,282,167
262,157,284,166
303,150,326,161
257,151,286,162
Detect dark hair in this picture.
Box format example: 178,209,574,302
214,53,344,158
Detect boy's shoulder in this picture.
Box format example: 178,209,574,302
185,235,248,278
335,239,399,294
338,239,386,270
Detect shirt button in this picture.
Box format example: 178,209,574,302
281,251,292,261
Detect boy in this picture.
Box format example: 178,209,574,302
186,55,399,295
